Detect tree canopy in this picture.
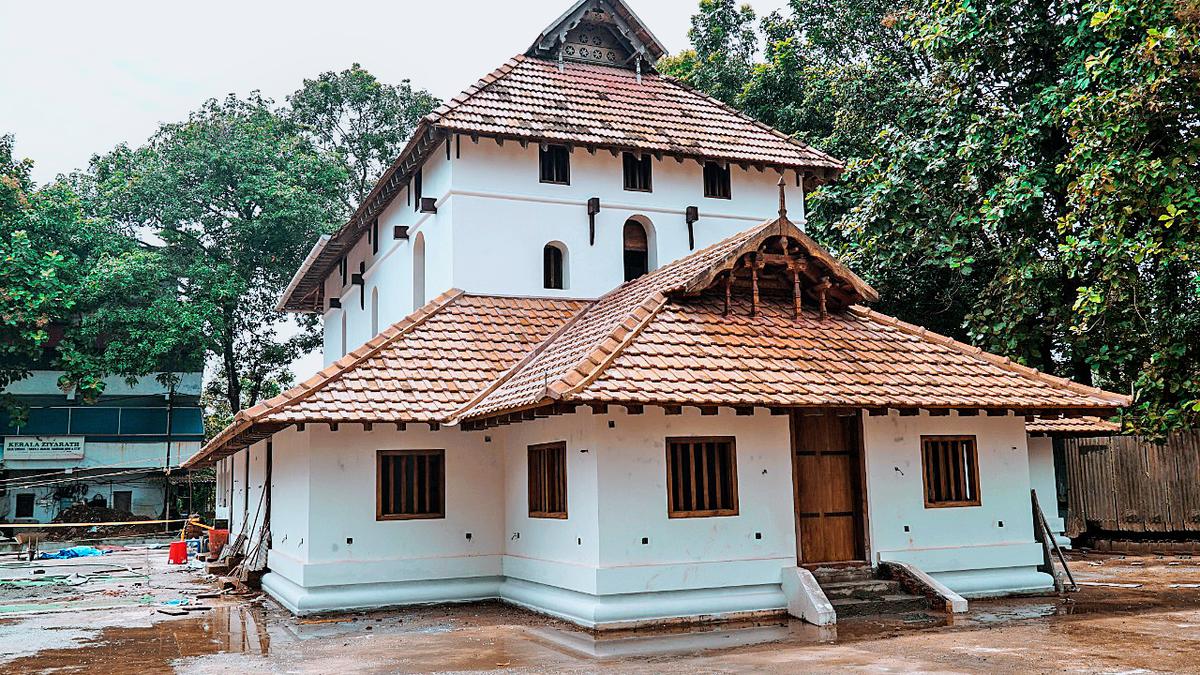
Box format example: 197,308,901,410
288,64,438,209
663,0,1200,435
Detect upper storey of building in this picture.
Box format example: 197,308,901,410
278,0,844,316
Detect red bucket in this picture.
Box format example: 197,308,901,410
208,528,229,555
167,540,188,565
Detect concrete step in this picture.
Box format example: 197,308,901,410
820,579,902,600
809,565,874,584
831,593,931,617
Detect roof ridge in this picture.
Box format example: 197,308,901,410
663,74,845,170
449,292,599,423
849,306,1131,406
195,289,467,460
549,291,669,400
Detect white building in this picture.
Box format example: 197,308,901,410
190,0,1128,629
1,372,204,523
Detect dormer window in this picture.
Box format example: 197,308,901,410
540,145,570,184
622,153,652,192
703,162,731,199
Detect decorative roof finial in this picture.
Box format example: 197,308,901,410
777,176,787,219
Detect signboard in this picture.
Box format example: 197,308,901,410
3,436,85,460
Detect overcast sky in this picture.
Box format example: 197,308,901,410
2,0,789,185
1,0,790,383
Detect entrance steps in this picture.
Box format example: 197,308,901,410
810,565,932,618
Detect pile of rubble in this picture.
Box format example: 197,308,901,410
46,504,167,541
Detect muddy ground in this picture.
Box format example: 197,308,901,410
2,546,1199,673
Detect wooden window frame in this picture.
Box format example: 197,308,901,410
665,436,739,518
920,435,982,508
703,161,732,199
539,144,571,185
376,449,446,520
528,441,568,519
622,152,653,192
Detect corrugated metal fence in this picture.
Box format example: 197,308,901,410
1063,432,1200,536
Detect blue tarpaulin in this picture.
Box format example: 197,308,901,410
37,546,110,560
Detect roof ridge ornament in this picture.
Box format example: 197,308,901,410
777,176,787,220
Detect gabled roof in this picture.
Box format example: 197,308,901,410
457,220,1129,422
188,291,587,465
198,218,1130,466
529,0,667,64
279,54,845,312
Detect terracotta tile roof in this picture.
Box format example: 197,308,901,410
459,218,1127,421
1026,416,1122,435
198,218,1130,465
187,291,587,466
557,296,1130,410
433,55,843,171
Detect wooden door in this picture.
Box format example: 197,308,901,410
792,412,865,564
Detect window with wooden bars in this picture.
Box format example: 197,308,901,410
528,442,567,518
666,437,738,517
703,161,731,199
622,152,652,192
377,449,445,520
539,144,570,184
920,436,981,507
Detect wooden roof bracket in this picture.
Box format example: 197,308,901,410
815,276,833,320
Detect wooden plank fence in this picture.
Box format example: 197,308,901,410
1063,431,1200,537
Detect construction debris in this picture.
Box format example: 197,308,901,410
45,505,167,541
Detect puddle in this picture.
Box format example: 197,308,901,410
2,604,273,674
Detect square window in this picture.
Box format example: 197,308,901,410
377,449,445,520
666,437,738,517
539,145,570,184
112,490,132,513
703,161,731,199
921,436,981,507
528,442,567,518
15,493,35,519
622,152,652,192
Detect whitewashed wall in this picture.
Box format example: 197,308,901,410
862,412,1053,596
1027,435,1068,544
320,139,805,365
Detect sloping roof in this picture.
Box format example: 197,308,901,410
198,219,1130,465
433,56,843,171
188,291,587,466
458,219,1127,421
1026,416,1122,435
279,55,844,312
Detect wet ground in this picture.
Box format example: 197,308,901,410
2,547,1199,673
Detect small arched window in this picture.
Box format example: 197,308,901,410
623,219,649,281
543,243,566,290
412,233,426,309
370,287,379,336
340,312,348,357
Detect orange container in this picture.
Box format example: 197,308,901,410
167,540,188,565
208,528,229,556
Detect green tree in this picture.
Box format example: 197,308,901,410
85,94,347,415
2,136,203,415
667,0,1200,433
289,64,438,208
